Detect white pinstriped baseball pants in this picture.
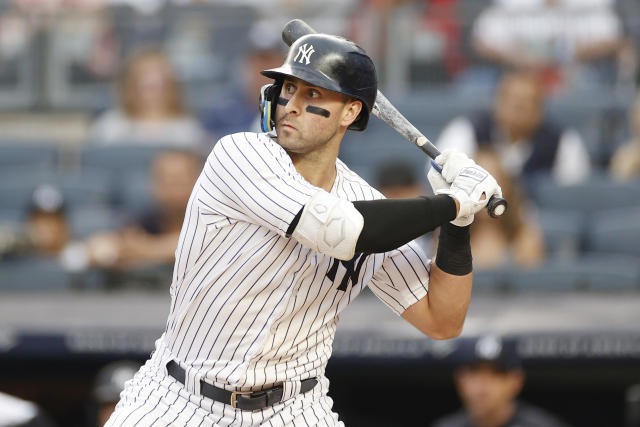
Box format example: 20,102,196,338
104,341,343,427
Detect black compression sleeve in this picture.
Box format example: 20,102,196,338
353,194,456,254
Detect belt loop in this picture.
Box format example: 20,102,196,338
192,371,202,397
184,364,200,396
280,380,301,402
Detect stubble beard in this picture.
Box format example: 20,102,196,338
275,116,338,156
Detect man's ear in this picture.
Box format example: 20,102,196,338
341,99,363,128
508,370,525,397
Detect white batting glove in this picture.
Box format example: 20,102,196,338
427,164,474,227
434,149,476,184
436,164,502,222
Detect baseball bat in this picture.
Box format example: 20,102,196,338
281,19,507,218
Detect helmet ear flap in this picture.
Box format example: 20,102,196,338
258,82,282,132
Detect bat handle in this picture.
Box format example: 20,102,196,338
430,160,508,218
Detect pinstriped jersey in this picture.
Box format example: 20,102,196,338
163,131,431,389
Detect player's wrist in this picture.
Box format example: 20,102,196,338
435,222,472,276
451,196,460,216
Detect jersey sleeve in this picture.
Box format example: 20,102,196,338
367,240,431,316
196,133,316,236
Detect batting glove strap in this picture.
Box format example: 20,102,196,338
436,165,501,221
435,149,476,183
427,165,448,194
427,162,476,227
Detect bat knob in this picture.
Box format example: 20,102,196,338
487,196,508,218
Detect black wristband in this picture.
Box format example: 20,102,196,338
435,222,472,276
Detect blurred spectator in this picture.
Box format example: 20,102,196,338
610,90,640,181
89,46,208,148
375,161,425,199
470,0,623,93
0,184,96,275
468,149,545,270
23,184,71,258
432,335,569,427
0,185,69,258
375,161,433,257
0,390,57,427
92,360,140,427
86,149,203,273
436,71,591,195
200,21,285,136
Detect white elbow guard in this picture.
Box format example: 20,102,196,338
292,190,364,260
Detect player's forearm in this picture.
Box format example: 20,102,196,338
428,223,473,337
353,194,456,253
401,223,473,339
419,264,472,339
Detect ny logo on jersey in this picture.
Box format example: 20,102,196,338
326,253,369,292
293,43,315,65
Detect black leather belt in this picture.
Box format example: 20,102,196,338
166,360,318,411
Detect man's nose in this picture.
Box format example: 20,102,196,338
284,92,302,115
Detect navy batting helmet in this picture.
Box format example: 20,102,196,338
260,33,377,132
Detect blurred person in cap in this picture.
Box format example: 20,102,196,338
24,184,71,258
92,361,141,427
432,335,569,427
0,184,97,274
0,184,71,260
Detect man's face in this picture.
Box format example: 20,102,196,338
454,363,524,421
151,152,201,214
274,77,360,155
494,76,543,138
27,212,69,255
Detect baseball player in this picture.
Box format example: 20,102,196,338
106,33,502,427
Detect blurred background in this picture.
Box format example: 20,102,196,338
0,0,639,425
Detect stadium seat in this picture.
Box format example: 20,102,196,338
537,209,586,256
507,263,584,291
0,208,23,225
507,256,640,292
0,143,58,169
116,170,153,213
473,267,510,292
0,258,70,291
0,170,112,212
531,173,640,214
579,252,640,291
586,207,640,257
81,144,175,173
69,205,123,238
340,119,431,184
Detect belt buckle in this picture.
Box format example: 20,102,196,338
230,390,252,409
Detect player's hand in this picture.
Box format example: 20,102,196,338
436,164,502,222
427,164,474,227
434,149,476,184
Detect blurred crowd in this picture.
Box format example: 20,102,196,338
0,0,638,291
0,1,639,426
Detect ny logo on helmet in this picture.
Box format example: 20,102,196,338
294,43,315,65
